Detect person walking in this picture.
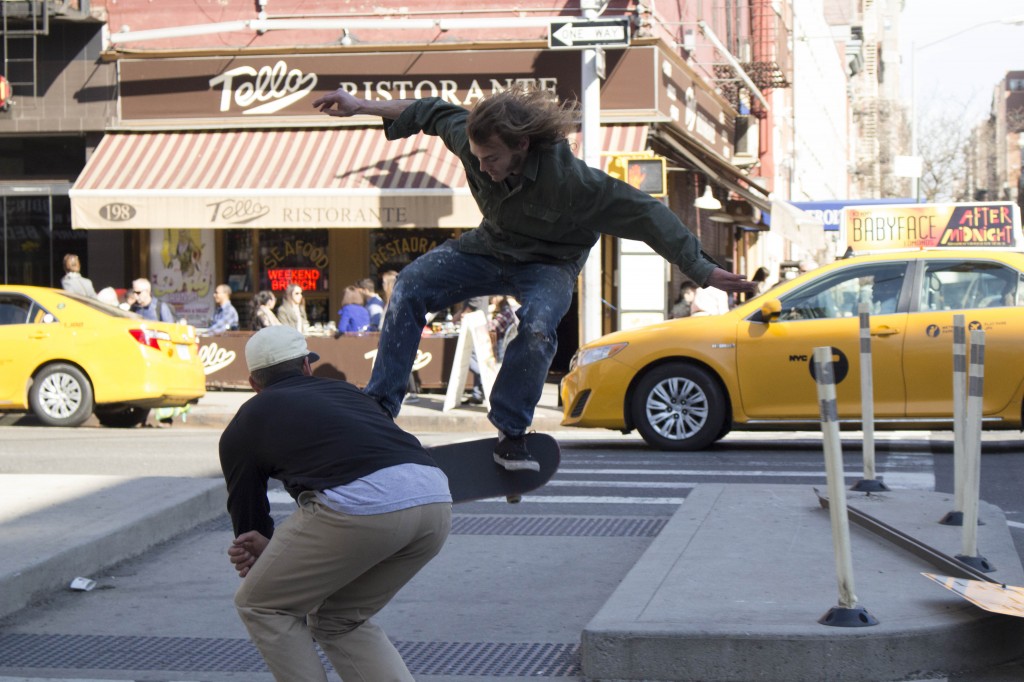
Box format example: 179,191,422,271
312,85,756,472
220,326,451,682
60,254,97,298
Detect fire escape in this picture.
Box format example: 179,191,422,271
712,0,792,118
1,0,48,100
852,0,882,197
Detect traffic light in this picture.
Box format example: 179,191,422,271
605,154,667,197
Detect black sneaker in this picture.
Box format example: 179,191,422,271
493,433,540,472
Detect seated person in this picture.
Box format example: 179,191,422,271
336,285,369,334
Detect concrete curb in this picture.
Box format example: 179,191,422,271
582,484,1024,682
0,475,226,620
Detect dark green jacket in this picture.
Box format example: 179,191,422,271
384,98,717,286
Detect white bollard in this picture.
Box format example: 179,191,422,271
814,347,877,626
957,329,991,572
814,347,857,609
952,314,967,515
859,303,876,479
851,303,888,492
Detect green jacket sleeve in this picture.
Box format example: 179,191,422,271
574,167,717,286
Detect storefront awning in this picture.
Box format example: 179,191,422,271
70,125,650,230
648,124,771,214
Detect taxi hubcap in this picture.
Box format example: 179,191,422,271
38,372,83,419
645,377,708,440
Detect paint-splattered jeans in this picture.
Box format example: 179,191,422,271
365,240,579,437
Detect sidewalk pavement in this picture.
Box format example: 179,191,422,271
3,384,1024,679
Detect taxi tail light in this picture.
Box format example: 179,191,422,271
129,328,171,350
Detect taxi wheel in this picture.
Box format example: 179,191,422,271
29,363,94,427
95,406,151,428
631,363,726,451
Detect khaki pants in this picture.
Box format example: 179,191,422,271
235,493,451,682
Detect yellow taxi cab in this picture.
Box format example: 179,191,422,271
561,202,1024,449
0,285,206,427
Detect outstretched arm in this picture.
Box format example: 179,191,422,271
312,87,417,120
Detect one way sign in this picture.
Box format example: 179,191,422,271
548,18,631,49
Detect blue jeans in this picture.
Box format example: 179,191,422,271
365,241,579,436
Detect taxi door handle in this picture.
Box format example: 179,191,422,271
870,326,900,337
30,331,50,339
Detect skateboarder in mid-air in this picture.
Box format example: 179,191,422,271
313,85,757,472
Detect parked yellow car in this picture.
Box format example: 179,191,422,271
0,285,205,427
561,249,1024,450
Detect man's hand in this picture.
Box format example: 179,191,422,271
312,88,363,118
228,531,269,578
705,267,759,295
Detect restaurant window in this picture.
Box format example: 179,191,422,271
223,228,331,327
369,228,452,278
1,192,79,286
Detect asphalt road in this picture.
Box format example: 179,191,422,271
0,427,1022,681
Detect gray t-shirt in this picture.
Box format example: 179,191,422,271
318,463,451,515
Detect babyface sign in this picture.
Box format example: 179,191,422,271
843,202,1023,253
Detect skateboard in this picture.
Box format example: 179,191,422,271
427,433,560,504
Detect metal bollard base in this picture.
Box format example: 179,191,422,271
818,605,880,627
955,553,996,573
851,478,890,492
938,511,985,526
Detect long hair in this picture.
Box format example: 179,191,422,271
466,86,579,150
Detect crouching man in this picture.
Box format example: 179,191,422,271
219,326,452,682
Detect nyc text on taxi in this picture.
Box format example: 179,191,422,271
0,286,206,427
561,202,1024,449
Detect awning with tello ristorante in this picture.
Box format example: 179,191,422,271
70,125,649,231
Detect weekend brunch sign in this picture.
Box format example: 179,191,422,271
842,202,1023,253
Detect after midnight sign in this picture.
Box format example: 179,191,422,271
842,202,1023,252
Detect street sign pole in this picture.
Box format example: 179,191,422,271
551,14,630,343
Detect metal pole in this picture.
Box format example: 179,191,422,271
961,330,984,558
858,303,875,479
579,8,602,344
910,40,920,202
952,314,967,514
814,347,857,610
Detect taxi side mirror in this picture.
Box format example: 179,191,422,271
760,299,781,322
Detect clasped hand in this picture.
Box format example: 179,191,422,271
227,530,269,578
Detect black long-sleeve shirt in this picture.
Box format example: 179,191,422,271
218,374,438,538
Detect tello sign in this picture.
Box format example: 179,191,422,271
209,61,318,115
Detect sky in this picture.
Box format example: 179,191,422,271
898,0,1024,126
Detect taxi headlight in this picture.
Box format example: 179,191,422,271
576,342,628,367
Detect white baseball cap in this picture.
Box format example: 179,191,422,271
245,326,320,372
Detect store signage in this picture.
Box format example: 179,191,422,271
209,61,318,115
370,235,441,269
548,18,631,49
267,268,321,292
263,238,330,269
118,51,583,121
842,202,1023,253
